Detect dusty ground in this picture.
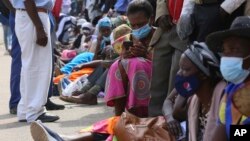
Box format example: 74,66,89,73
0,24,113,141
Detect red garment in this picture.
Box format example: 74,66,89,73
167,0,184,24
52,0,63,22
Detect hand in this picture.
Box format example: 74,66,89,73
158,15,173,31
166,119,183,138
97,34,103,42
36,27,48,47
129,42,147,57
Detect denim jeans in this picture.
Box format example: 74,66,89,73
9,12,21,109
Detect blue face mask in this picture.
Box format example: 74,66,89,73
220,56,250,84
174,74,200,98
132,24,151,39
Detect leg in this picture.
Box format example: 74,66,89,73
72,65,106,95
9,12,21,114
30,121,95,141
16,11,55,122
149,31,173,117
62,69,108,105
73,69,108,103
193,4,221,42
45,16,65,111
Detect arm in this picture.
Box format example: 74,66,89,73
73,60,103,71
162,89,178,121
113,97,126,116
24,0,48,47
162,89,184,138
93,35,103,60
2,0,15,11
155,0,169,22
173,95,187,121
211,124,227,141
155,0,173,31
220,0,246,14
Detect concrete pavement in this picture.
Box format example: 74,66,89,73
0,25,113,141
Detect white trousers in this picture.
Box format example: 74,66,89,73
15,11,52,122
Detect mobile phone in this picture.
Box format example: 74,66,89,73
123,41,133,50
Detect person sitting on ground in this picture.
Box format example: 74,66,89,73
60,24,132,105
93,17,112,60
54,16,113,76
206,16,250,141
60,0,156,106
163,42,226,141
29,1,160,141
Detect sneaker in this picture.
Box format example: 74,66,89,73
30,121,58,141
45,99,65,111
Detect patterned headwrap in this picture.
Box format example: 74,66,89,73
111,24,132,54
184,41,219,76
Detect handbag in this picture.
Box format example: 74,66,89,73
114,60,175,141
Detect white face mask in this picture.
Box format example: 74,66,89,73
220,55,250,84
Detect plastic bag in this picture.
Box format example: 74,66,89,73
62,74,89,97
176,0,195,40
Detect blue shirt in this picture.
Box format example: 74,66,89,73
12,0,55,10
60,52,94,74
114,0,131,12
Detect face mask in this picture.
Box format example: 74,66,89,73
132,24,151,39
220,56,250,84
174,74,200,98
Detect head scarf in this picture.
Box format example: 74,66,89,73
82,22,94,31
184,42,219,76
98,17,112,28
111,24,132,54
111,16,129,29
81,22,94,34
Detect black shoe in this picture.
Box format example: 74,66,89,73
10,107,17,115
45,99,65,110
19,119,27,122
36,113,60,123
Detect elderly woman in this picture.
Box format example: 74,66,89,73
163,42,226,141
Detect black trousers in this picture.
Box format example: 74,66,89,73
190,3,245,42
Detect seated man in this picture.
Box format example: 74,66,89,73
206,16,250,141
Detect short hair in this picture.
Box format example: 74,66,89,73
127,0,153,19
